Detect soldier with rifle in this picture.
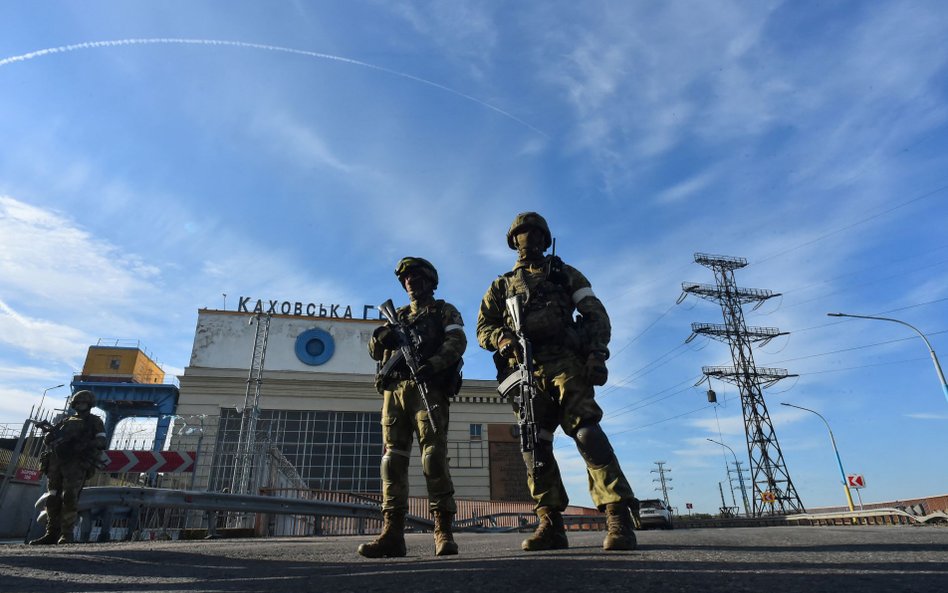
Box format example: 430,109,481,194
359,257,466,558
29,390,107,545
477,212,638,551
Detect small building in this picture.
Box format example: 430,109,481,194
79,343,165,384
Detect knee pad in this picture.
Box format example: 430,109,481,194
380,451,409,483
421,445,447,477
574,423,614,468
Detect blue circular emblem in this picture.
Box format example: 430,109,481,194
294,328,335,366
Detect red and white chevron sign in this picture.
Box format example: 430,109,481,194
104,450,196,473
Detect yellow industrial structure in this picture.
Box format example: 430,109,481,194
80,345,165,384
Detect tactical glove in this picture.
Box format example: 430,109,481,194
498,335,521,362
414,363,435,382
375,326,401,350
584,353,608,386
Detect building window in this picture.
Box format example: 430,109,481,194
469,423,482,440
208,408,382,493
109,358,121,370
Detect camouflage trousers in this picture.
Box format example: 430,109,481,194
379,380,456,515
44,455,90,535
517,354,635,512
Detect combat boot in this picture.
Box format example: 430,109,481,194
521,507,568,551
433,511,458,556
30,495,62,545
602,503,637,551
57,531,76,545
358,510,406,558
28,529,61,546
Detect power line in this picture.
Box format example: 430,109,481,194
778,257,948,310
763,329,948,365
803,356,930,376
778,245,948,298
609,302,679,359
795,296,948,334
755,183,948,265
599,342,691,398
604,381,699,420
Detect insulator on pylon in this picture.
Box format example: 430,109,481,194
707,389,717,403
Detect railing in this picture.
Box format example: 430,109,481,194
786,508,948,526
30,485,597,542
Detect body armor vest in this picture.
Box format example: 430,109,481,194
375,300,462,395
502,256,576,347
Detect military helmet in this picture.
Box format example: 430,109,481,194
69,390,96,408
394,257,439,289
506,211,552,250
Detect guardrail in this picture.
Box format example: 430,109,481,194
75,487,382,519
675,508,948,529
786,508,948,526
33,487,948,543
28,486,393,543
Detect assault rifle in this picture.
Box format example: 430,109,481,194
32,419,66,448
497,294,544,470
378,299,439,434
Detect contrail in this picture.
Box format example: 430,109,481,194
0,38,547,137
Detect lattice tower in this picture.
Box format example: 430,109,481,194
231,313,272,496
682,253,804,515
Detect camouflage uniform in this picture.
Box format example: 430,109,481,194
30,390,107,545
369,299,466,516
476,212,637,551
359,257,466,558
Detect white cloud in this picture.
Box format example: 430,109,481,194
0,299,89,364
0,195,160,313
382,0,499,79
904,412,948,421
654,169,717,205
251,111,355,174
688,411,746,437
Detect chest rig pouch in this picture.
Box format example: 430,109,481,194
375,300,463,396
503,257,575,345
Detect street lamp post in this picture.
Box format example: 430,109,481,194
706,438,751,517
828,312,948,405
780,402,855,512
38,383,65,413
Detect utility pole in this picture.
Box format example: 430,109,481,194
682,253,804,516
652,461,673,509
718,482,730,517
730,460,751,517
725,466,739,507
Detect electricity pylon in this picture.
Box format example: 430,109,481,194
682,253,804,515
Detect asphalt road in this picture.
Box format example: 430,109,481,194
1,526,946,593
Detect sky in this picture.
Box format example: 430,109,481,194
1,1,947,515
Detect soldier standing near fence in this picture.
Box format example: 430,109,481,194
476,212,638,552
29,390,107,545
358,257,466,558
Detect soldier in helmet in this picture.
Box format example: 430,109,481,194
29,390,107,545
359,257,466,558
476,212,638,551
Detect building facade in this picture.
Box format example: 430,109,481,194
173,309,530,503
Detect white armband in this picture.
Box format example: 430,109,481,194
572,287,595,304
